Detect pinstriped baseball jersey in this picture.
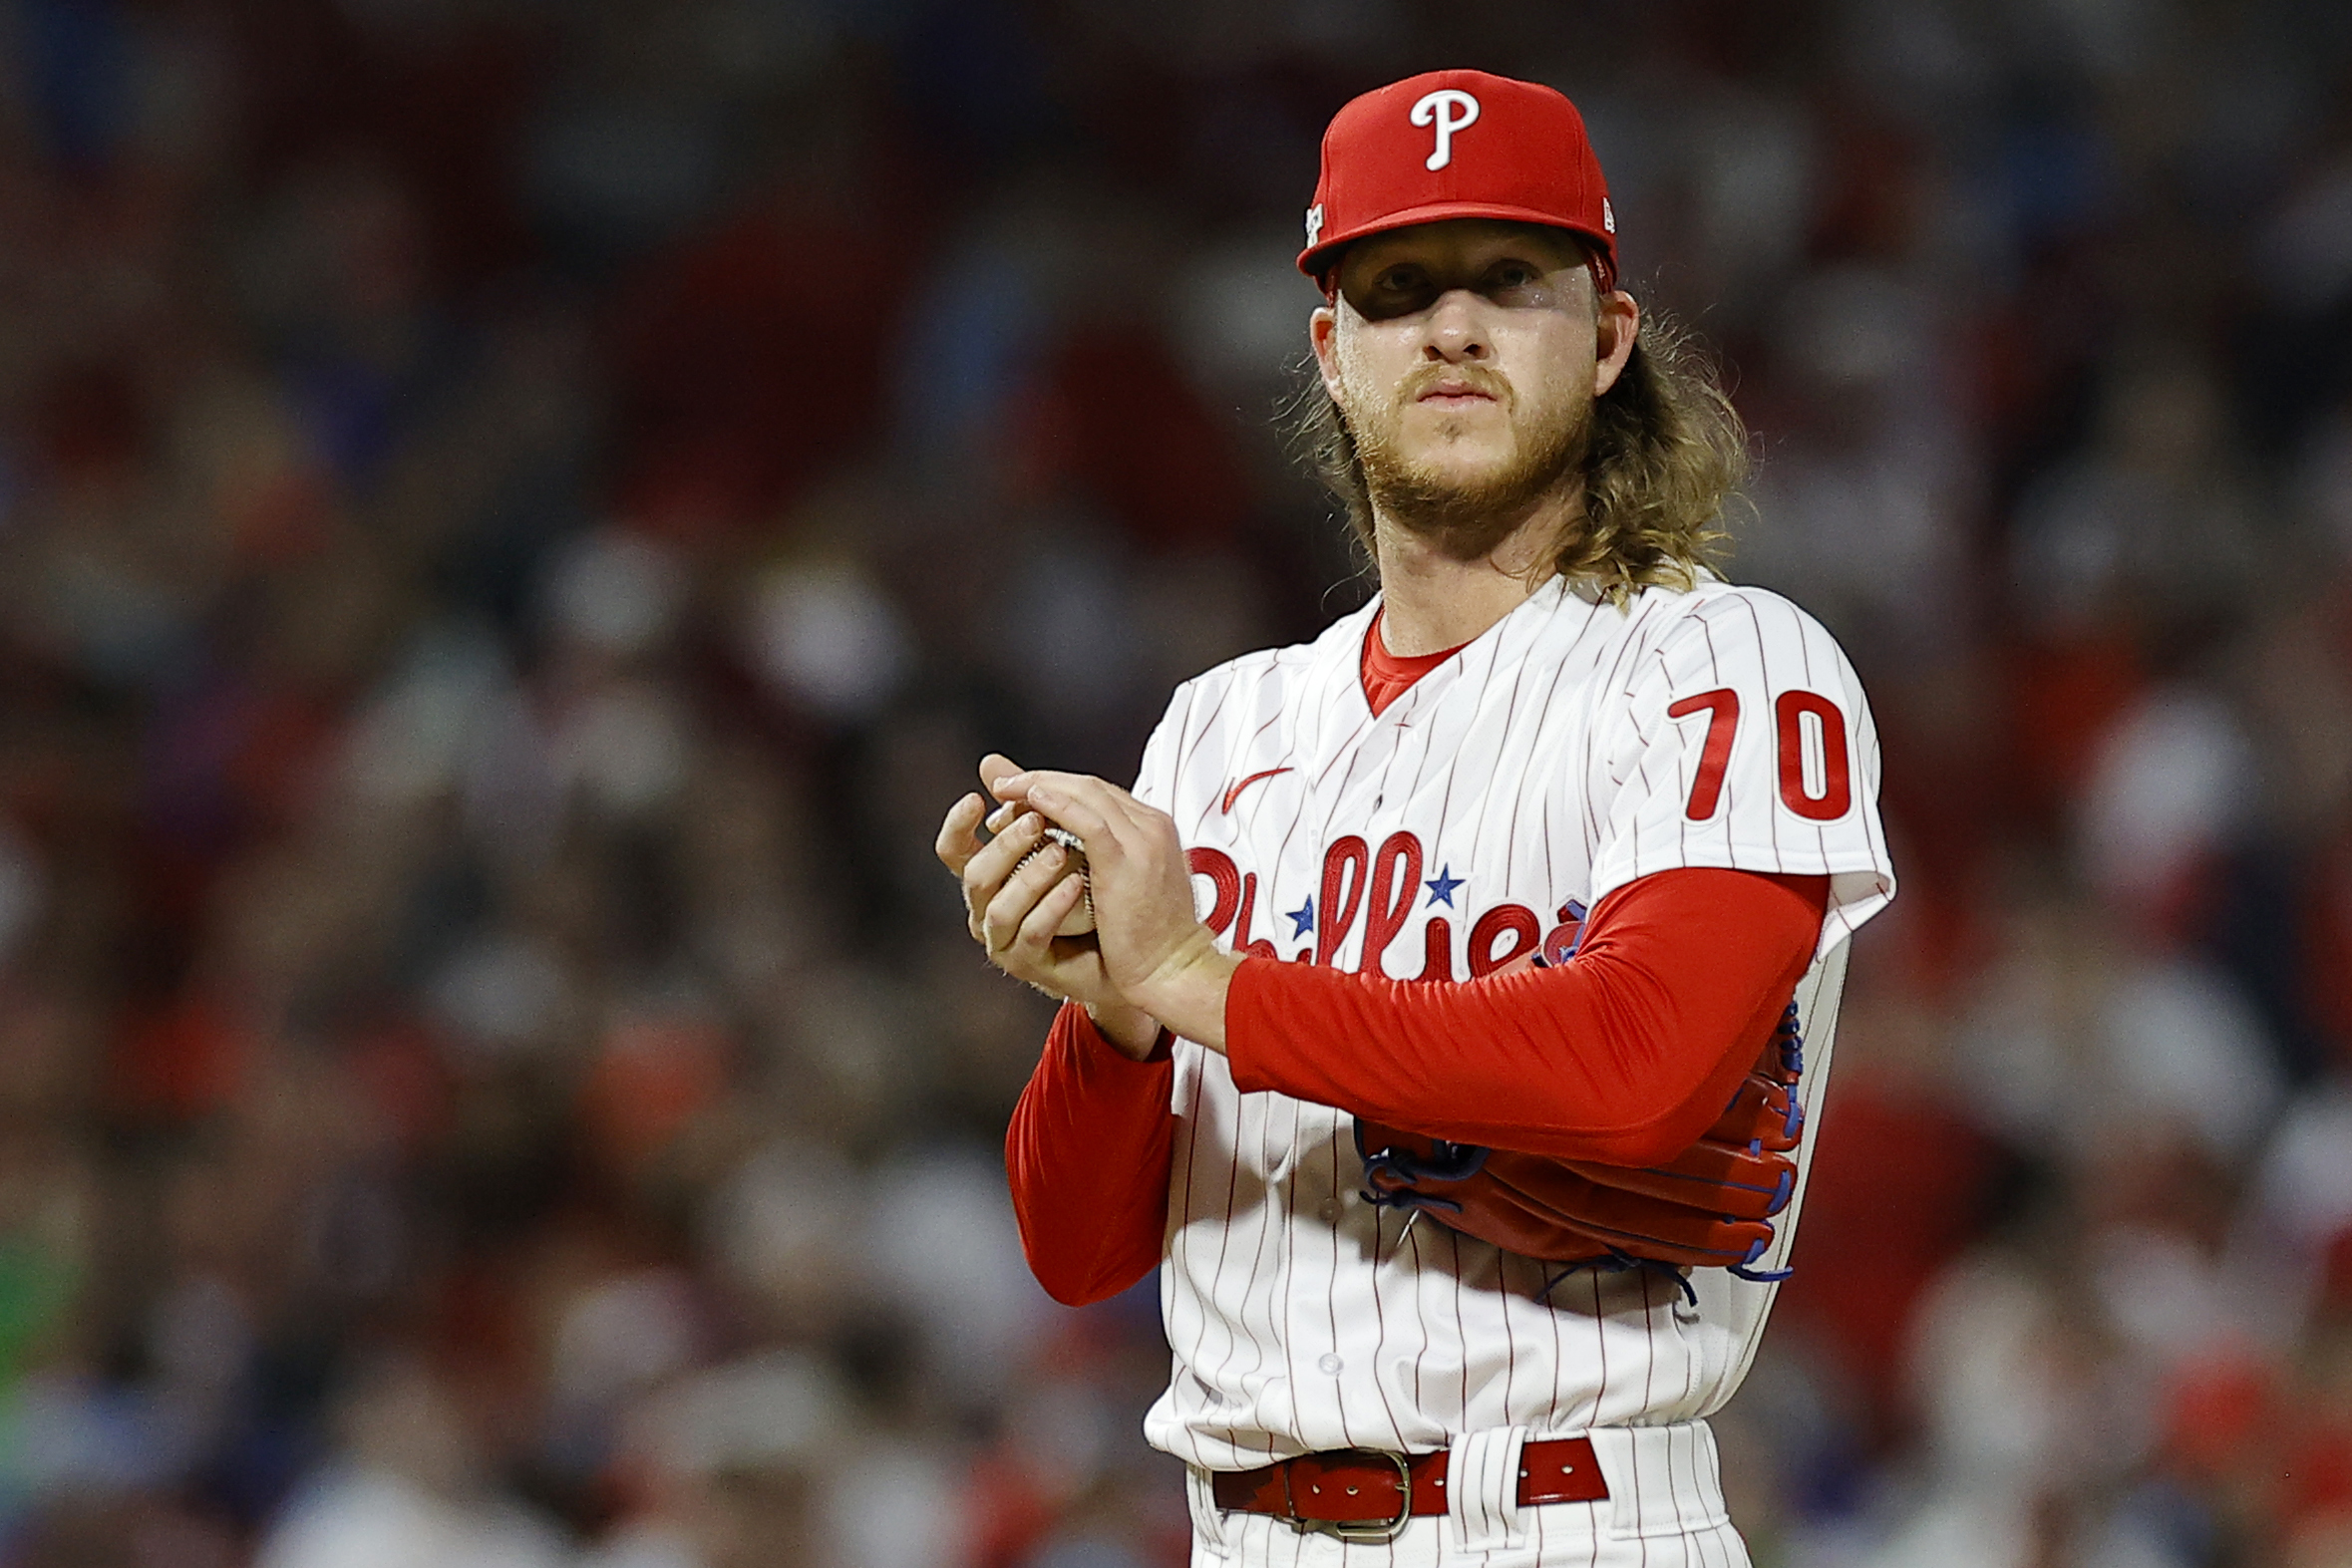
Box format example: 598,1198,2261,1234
1129,572,1895,1474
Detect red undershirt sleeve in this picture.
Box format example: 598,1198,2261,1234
1223,867,1830,1166
1003,1002,1177,1307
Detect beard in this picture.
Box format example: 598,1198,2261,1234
1339,362,1591,562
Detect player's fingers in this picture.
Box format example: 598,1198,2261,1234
1011,772,1131,859
1023,770,1160,836
1006,872,1088,969
979,753,1026,801
935,792,987,876
1024,775,1185,889
1106,784,1178,841
985,798,1020,834
981,839,1068,952
1052,774,1156,837
963,812,1048,935
1089,776,1151,816
1002,769,1092,795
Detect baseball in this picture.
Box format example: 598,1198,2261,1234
1017,825,1094,936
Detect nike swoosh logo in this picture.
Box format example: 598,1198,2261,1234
1221,767,1295,814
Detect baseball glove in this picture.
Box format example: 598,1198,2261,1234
1355,1002,1806,1299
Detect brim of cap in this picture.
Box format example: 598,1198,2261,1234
1297,200,1614,282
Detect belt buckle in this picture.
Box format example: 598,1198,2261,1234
1292,1448,1416,1545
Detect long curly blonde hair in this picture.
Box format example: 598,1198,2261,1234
1288,305,1750,605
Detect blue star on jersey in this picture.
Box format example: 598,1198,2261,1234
1425,866,1463,908
1286,898,1315,938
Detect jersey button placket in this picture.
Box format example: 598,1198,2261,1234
1283,1112,1349,1437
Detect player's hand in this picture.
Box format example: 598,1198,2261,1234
936,755,1164,1060
997,768,1241,1052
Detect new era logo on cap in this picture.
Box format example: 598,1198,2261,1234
1298,69,1618,294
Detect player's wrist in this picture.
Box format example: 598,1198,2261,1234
1128,936,1240,1053
1083,1000,1164,1062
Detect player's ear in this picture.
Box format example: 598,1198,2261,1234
1309,304,1343,399
1593,290,1639,399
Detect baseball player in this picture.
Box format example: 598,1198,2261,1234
936,70,1895,1567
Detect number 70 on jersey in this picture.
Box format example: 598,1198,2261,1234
1668,689,1852,822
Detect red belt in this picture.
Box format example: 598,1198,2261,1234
1211,1437,1606,1543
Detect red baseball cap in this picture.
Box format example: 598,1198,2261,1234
1298,69,1618,294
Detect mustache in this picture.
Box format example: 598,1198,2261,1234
1396,361,1515,408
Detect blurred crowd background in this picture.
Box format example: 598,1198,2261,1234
1,1,2351,1565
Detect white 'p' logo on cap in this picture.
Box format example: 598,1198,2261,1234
1410,88,1480,171
1304,203,1324,248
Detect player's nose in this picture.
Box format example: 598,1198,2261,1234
1422,289,1491,361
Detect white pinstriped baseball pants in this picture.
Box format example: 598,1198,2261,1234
1185,1421,1753,1568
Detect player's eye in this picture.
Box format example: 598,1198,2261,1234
1345,262,1438,320
1484,260,1547,301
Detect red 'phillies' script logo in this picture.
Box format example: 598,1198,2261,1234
1185,833,1578,982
